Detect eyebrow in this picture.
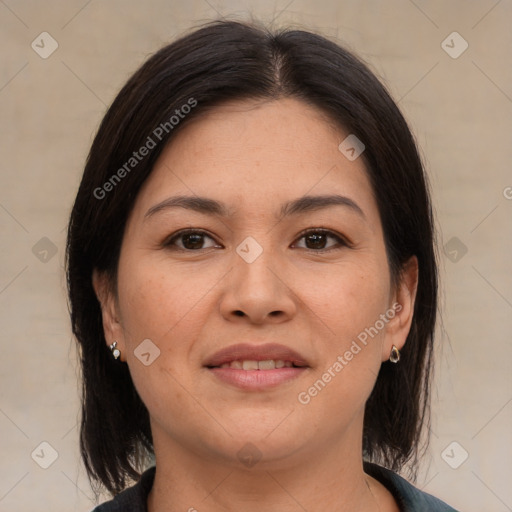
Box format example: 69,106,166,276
144,194,366,221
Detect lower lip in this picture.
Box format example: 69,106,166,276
207,367,307,390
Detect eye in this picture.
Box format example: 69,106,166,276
292,229,349,252
163,228,349,252
163,229,221,251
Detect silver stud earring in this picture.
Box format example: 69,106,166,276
109,341,121,360
389,345,400,363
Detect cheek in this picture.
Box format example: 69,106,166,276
115,255,222,402
115,258,214,429
116,255,218,345
296,267,389,416
292,255,390,409
293,256,391,343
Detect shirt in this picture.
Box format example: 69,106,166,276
91,462,459,511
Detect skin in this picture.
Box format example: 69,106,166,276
94,97,418,512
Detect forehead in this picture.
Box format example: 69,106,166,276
130,97,378,223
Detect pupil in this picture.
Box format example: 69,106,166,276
183,233,203,249
306,233,326,249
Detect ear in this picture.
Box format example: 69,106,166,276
381,256,419,362
92,269,126,361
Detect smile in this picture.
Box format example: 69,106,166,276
204,343,310,390
215,359,305,370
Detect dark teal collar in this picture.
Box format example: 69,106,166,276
364,462,458,511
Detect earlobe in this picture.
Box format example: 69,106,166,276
92,269,125,359
382,256,419,361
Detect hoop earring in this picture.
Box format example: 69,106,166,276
389,345,400,363
109,341,121,360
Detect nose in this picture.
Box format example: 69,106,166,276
219,246,297,324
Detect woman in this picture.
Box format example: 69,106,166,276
66,20,459,512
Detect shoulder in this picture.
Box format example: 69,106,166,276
364,462,460,512
90,466,156,512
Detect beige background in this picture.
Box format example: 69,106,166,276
1,1,511,511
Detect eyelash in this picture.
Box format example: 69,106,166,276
163,228,351,253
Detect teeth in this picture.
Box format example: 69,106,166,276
217,359,298,370
242,360,259,370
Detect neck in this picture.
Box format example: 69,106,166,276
147,423,388,512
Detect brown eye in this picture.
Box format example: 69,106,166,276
164,230,219,251
181,233,206,250
293,229,347,252
304,232,328,249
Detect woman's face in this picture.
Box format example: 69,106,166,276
95,97,417,469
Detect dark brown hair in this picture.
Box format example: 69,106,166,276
66,19,437,495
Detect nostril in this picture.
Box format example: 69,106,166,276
234,310,245,317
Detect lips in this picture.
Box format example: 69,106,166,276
203,343,309,368
204,343,309,391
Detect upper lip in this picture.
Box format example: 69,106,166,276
204,343,309,368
